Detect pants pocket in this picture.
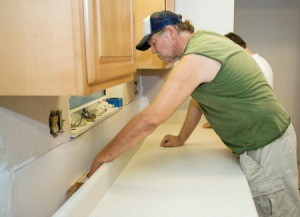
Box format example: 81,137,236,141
251,178,287,217
239,153,288,217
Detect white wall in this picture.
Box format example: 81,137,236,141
176,0,235,34
0,90,142,216
0,96,71,217
233,0,300,160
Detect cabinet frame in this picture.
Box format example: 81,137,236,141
0,0,136,96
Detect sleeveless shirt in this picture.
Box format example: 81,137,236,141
184,30,290,154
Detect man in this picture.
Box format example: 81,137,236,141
225,32,274,88
88,11,299,217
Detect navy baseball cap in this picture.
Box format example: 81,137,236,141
136,10,181,51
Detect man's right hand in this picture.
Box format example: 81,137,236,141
87,157,104,178
160,134,183,147
202,121,212,128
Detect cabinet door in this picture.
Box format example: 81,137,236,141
0,1,78,95
134,0,175,69
83,0,136,85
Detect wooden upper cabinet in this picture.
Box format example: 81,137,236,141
0,0,136,96
83,0,136,85
134,0,175,69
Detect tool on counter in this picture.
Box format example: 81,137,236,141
66,172,89,199
106,98,123,107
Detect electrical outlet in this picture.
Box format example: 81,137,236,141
134,80,139,95
49,110,65,137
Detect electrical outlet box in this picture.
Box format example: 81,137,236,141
49,110,64,137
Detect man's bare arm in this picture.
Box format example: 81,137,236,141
88,54,221,177
160,98,202,147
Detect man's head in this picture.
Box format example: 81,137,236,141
136,10,181,51
224,32,247,49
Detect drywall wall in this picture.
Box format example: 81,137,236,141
0,73,145,217
0,97,71,170
0,96,142,217
0,96,72,216
15,99,142,217
234,0,300,160
0,96,71,216
175,0,234,34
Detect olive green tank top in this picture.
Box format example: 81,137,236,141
184,30,290,154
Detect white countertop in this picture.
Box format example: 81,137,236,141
54,124,258,217
91,124,258,216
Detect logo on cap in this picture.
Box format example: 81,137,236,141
136,10,181,51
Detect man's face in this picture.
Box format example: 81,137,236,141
148,28,177,63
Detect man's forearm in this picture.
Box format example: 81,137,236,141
88,111,159,176
178,99,202,144
97,112,158,159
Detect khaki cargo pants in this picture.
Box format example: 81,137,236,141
239,124,300,217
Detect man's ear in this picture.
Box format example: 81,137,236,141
165,25,177,40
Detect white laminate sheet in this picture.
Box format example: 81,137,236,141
88,125,258,217
53,142,142,217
